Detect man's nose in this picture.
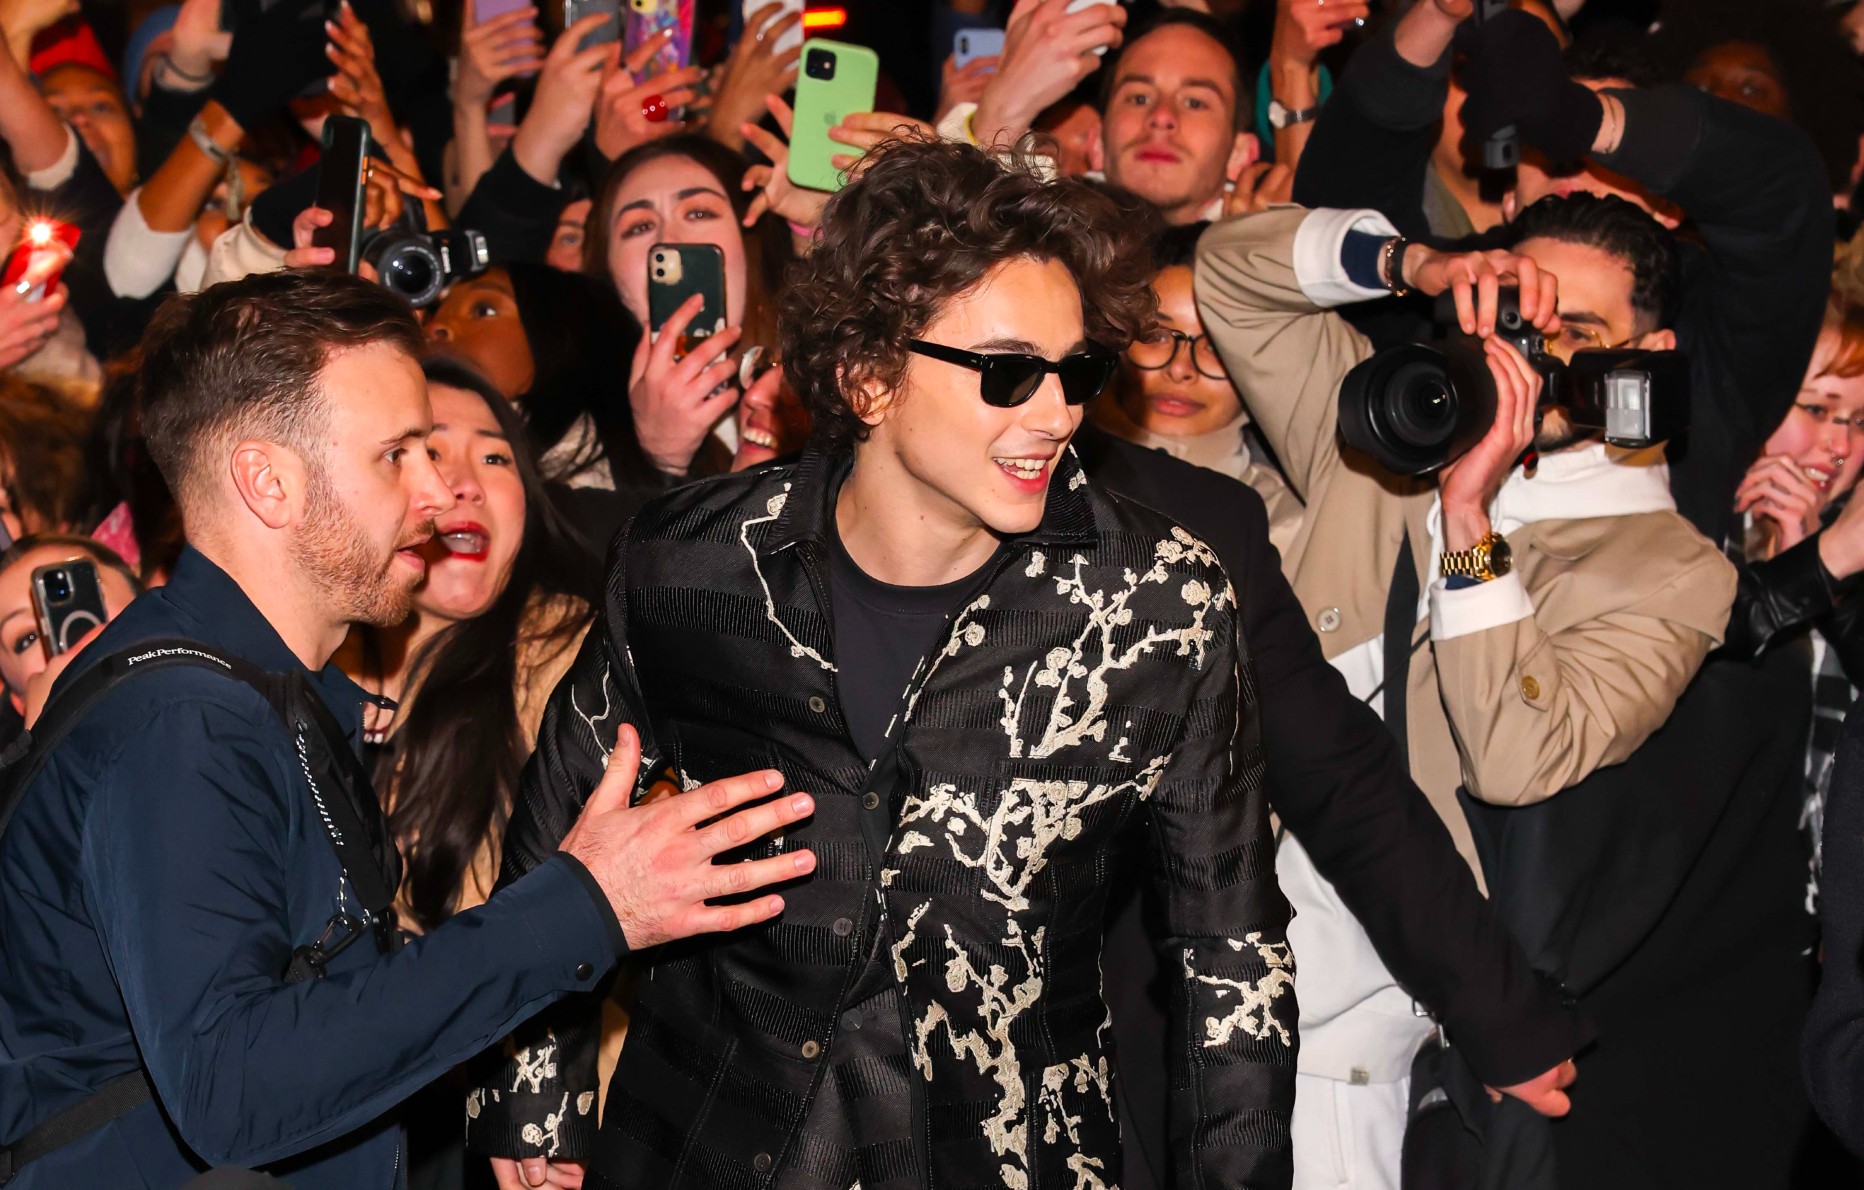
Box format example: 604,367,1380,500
412,451,456,517
1020,375,1075,438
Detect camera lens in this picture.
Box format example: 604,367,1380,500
806,48,836,80
1387,366,1457,447
46,570,70,602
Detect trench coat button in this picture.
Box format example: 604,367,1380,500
808,695,827,713
841,1009,864,1031
832,917,854,937
861,791,881,810
753,1153,774,1173
574,962,594,981
1521,675,1541,701
1317,607,1342,633
801,1040,821,1060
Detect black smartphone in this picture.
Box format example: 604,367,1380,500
311,115,372,273
31,560,108,657
647,243,726,357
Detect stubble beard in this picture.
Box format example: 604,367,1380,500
295,465,425,628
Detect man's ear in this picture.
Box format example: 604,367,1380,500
836,364,893,429
1085,111,1107,175
1636,327,1677,352
229,440,307,532
1225,131,1261,184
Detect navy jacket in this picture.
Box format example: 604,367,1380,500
0,548,622,1188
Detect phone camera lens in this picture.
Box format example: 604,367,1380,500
46,571,71,602
806,49,836,80
653,267,666,279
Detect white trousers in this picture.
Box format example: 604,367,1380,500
1291,1071,1410,1190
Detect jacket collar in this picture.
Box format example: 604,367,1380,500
760,444,1101,557
156,547,378,733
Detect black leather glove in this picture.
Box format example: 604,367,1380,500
1454,9,1603,165
210,0,334,132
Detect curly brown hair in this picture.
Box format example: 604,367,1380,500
780,136,1157,454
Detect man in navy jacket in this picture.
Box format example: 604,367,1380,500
0,270,813,1188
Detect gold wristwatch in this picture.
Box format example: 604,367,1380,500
1440,531,1513,582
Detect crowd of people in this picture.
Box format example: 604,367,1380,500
1,0,1864,1187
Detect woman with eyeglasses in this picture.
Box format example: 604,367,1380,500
1091,221,1305,553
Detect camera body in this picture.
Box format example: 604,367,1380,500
360,207,489,310
1338,288,1689,476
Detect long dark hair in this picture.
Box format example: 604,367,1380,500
585,133,793,361
375,356,600,930
499,261,661,493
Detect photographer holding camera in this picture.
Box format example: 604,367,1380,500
1197,194,1738,1187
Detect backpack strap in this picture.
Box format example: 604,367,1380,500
0,1071,153,1186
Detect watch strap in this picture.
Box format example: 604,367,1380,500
1441,532,1501,582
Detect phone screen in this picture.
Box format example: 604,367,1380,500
311,116,371,273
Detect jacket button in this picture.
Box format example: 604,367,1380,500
808,695,827,713
801,1040,821,1059
1317,607,1341,633
832,917,854,936
861,791,880,810
840,1009,863,1031
574,962,594,981
1521,675,1541,700
753,1153,773,1173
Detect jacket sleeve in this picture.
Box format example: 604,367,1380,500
1719,532,1849,661
80,694,622,1168
1194,206,1378,505
1289,20,1446,238
455,146,571,265
1236,485,1591,1086
1149,557,1296,1189
469,533,659,1161
1433,542,1737,807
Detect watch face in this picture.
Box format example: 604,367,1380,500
1487,537,1514,577
1267,99,1288,129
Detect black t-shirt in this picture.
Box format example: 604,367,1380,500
826,520,1004,765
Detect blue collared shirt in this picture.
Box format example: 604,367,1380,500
0,548,621,1188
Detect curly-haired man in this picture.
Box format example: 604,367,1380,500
468,136,1297,1189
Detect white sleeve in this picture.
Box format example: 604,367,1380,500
1428,574,1537,641
198,214,289,289
24,125,81,192
1290,207,1400,308
104,191,196,298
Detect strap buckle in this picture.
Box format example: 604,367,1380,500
283,912,368,983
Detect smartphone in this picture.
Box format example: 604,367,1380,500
564,0,620,50
2,218,79,301
741,0,802,56
624,0,692,76
31,560,108,658
1064,0,1119,55
311,115,371,273
478,0,540,75
787,39,880,193
647,243,726,357
953,28,1004,69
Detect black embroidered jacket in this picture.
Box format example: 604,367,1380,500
467,448,1296,1189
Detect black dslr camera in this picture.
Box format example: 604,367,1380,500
1337,289,1689,476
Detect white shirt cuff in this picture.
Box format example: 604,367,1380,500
25,126,81,192
1429,572,1535,641
935,101,979,146
1291,207,1400,308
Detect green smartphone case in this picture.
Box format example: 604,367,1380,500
786,39,881,194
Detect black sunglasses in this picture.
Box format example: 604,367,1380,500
908,339,1117,408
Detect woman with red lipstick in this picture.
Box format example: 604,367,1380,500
339,356,599,931
1092,221,1305,552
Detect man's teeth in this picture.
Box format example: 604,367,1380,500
994,457,1047,480
441,530,488,554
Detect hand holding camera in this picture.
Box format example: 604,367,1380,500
1403,245,1561,339
1437,335,1543,550
1454,8,1603,165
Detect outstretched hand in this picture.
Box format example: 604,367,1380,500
559,724,817,952
1491,1057,1578,1118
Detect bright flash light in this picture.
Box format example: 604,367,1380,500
26,221,54,246
802,7,846,29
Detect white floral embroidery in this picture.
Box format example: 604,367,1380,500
520,1093,571,1156
1184,934,1296,1049
509,1032,559,1094
576,1092,596,1116
741,486,835,671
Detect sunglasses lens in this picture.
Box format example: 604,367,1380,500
1059,353,1114,405
981,358,1046,408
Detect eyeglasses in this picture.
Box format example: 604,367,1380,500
908,339,1117,408
1552,324,1636,353
1126,327,1228,380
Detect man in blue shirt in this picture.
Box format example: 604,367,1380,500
0,270,816,1188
